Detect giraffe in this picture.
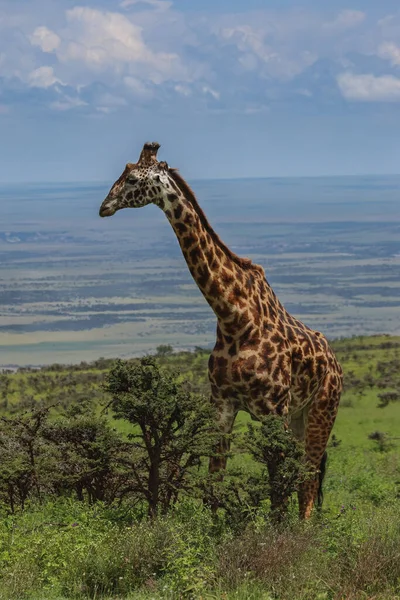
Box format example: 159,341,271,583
99,142,343,519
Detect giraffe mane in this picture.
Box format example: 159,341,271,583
169,168,263,274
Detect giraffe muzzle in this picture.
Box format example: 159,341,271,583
99,197,117,217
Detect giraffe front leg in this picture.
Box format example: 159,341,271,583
298,380,341,519
209,401,237,475
247,388,292,521
207,401,237,511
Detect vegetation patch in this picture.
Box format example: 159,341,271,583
0,335,399,599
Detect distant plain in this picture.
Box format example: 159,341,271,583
1,175,400,366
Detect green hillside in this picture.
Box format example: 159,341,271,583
3,334,400,446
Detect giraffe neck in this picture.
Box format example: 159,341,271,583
156,173,270,337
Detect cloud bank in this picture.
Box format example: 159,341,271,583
1,1,400,115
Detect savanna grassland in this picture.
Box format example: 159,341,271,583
0,335,399,600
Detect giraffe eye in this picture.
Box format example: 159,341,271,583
127,176,138,185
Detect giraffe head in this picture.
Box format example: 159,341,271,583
99,142,177,217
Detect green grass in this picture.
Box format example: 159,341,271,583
335,387,400,444
1,499,399,600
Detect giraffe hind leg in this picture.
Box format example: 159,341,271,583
289,407,327,508
298,377,341,519
317,450,328,508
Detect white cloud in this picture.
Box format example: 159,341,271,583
378,42,400,66
337,71,400,101
28,66,61,88
174,83,191,96
221,26,277,64
215,8,371,84
49,95,87,111
33,7,186,85
202,85,220,100
0,2,395,115
324,10,365,32
378,15,396,28
30,26,61,53
220,24,317,79
63,7,149,67
296,88,312,97
96,92,128,113
123,75,153,98
378,13,400,36
120,0,172,10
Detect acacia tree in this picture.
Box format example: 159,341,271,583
42,403,132,504
104,357,218,517
0,408,54,511
0,402,135,511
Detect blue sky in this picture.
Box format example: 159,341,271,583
1,0,400,181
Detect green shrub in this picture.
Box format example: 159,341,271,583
209,415,312,527
42,407,131,504
244,415,313,520
104,357,218,516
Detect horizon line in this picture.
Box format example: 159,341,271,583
1,172,400,186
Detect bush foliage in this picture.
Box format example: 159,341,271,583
0,358,220,517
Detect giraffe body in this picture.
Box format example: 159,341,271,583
99,142,343,518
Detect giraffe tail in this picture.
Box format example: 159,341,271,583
317,451,328,509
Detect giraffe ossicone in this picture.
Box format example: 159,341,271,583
99,142,343,519
137,142,160,166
